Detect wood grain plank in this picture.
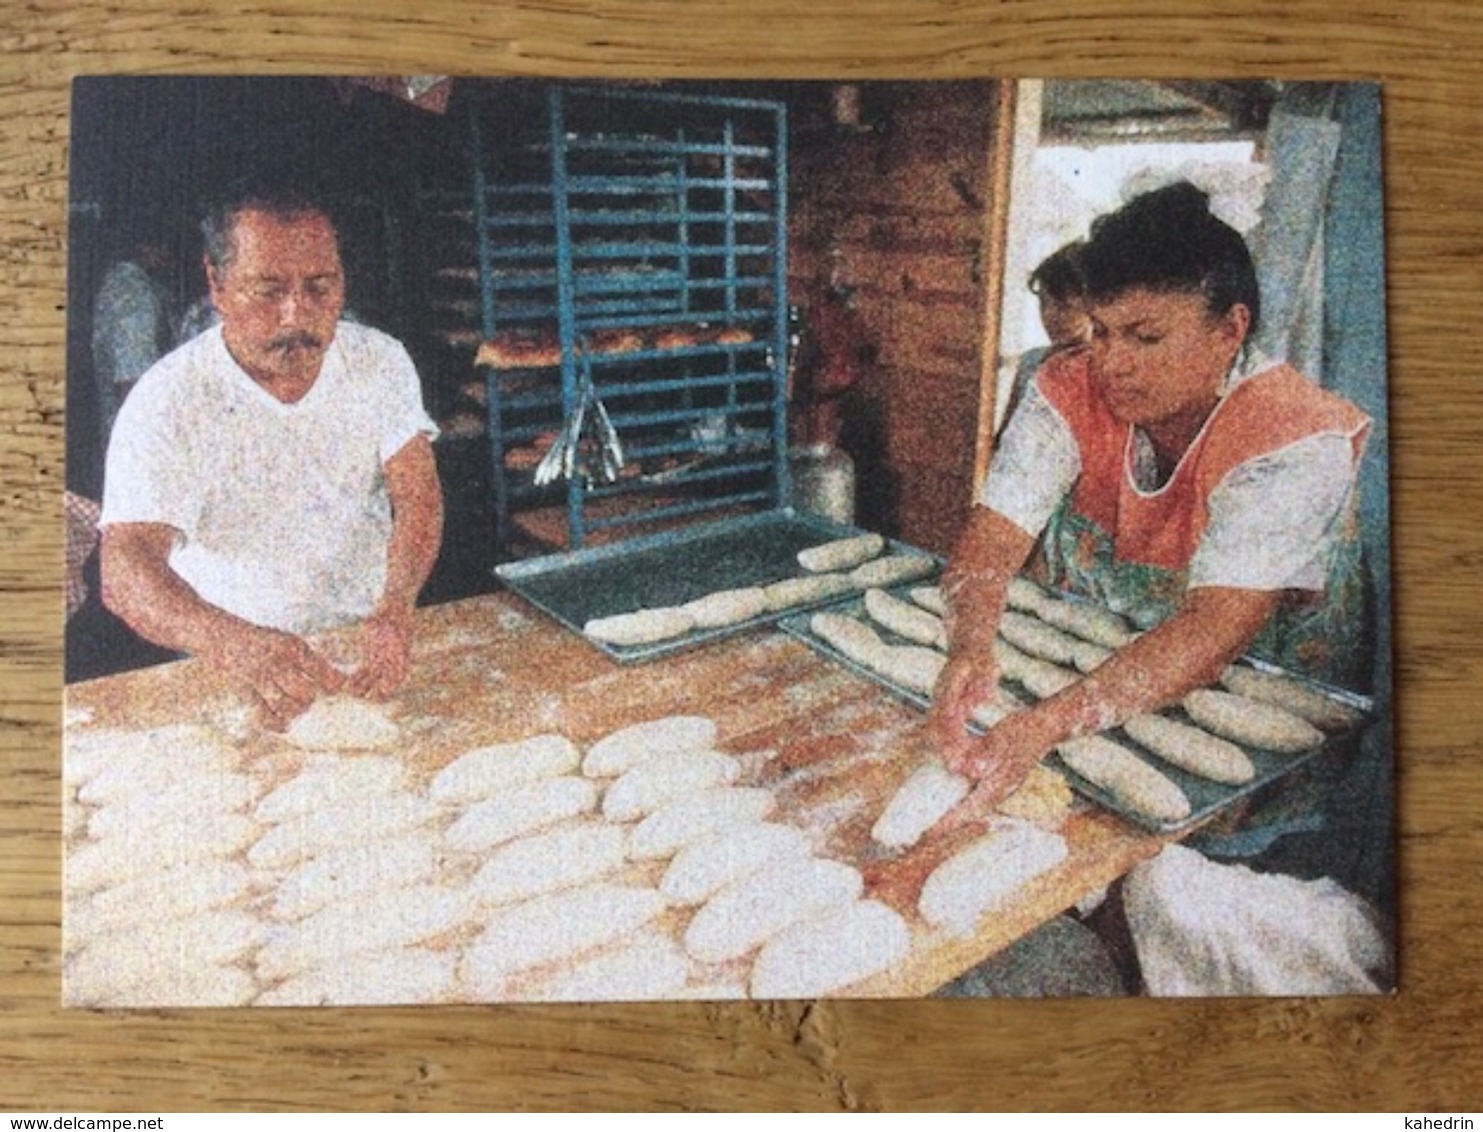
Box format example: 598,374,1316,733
4,0,1482,1111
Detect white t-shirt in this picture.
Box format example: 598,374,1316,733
980,353,1358,592
101,322,438,635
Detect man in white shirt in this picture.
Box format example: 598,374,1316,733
100,187,444,729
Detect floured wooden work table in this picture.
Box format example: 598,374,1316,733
64,590,1174,1004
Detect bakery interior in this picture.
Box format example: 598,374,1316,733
61,77,1393,1003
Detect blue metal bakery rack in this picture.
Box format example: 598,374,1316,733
464,85,791,554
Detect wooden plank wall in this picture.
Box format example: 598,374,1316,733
789,81,995,554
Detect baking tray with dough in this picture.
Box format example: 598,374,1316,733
497,508,938,663
781,596,1375,836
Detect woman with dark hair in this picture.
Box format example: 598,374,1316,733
1000,240,1091,428
929,181,1370,817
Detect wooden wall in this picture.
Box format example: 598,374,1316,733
789,81,998,554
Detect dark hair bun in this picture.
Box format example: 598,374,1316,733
1080,179,1260,334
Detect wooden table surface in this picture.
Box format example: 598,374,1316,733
6,0,1483,1112
63,592,1166,1002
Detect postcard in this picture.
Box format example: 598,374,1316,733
62,76,1392,1005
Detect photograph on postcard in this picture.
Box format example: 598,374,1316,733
61,77,1393,1006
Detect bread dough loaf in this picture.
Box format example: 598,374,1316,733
256,883,473,982
460,882,668,994
659,821,812,905
907,585,946,616
533,929,690,1002
1219,665,1365,732
680,586,770,629
445,776,599,854
1033,596,1135,648
1183,688,1326,754
67,952,258,1009
270,835,439,923
809,611,887,668
68,860,255,943
1122,713,1256,785
762,573,857,613
256,947,457,1007
863,587,948,649
749,899,910,998
1005,576,1049,614
583,607,696,647
998,610,1086,667
848,553,937,590
582,715,718,778
87,771,259,837
430,734,581,805
283,695,401,751
66,814,259,895
469,822,629,906
628,786,776,860
1070,639,1114,674
255,756,409,824
994,639,1078,699
871,762,970,850
918,818,1068,936
797,532,885,573
74,728,241,805
1056,735,1192,824
875,644,946,696
247,793,436,871
683,855,863,964
601,749,741,822
66,910,266,1003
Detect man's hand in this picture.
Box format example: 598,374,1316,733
348,607,413,700
928,655,1001,766
204,623,344,731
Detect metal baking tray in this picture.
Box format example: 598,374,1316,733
778,589,945,712
496,508,930,663
781,596,1375,835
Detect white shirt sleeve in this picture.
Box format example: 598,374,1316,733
364,334,439,463
978,379,1080,537
1189,433,1359,591
99,366,201,537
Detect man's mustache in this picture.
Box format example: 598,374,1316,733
268,331,324,352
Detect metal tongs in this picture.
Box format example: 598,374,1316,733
533,353,625,486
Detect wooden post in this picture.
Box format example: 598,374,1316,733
972,78,1020,495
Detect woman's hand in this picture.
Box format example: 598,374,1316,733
928,654,1000,766
943,709,1055,825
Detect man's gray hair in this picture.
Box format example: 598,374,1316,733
200,185,336,271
